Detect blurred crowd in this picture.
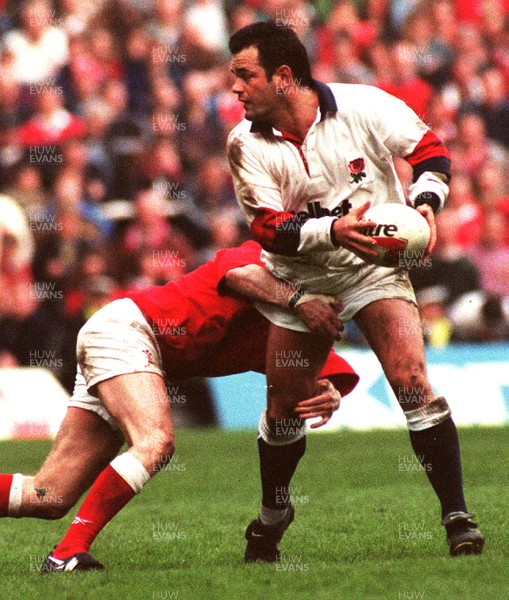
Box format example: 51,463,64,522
0,0,508,393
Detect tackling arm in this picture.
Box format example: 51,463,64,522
223,264,343,339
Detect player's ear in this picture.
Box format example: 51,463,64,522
274,65,292,91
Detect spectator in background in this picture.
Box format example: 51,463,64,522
59,0,102,37
441,54,484,114
192,155,236,214
0,46,27,123
184,0,229,55
445,172,483,250
455,23,490,73
261,0,317,61
17,86,86,148
404,2,455,89
477,0,507,54
102,78,147,198
416,287,453,348
3,162,46,216
148,0,187,89
57,34,106,115
376,40,433,119
0,193,59,372
228,3,260,34
463,67,509,149
0,119,24,191
491,14,509,84
2,0,68,86
362,38,392,85
123,26,153,116
426,93,457,147
149,0,184,51
329,30,374,84
468,211,509,298
475,160,508,210
81,98,115,189
88,26,123,82
119,188,195,282
31,204,98,310
449,112,507,179
316,0,377,69
208,207,249,255
149,75,182,143
180,70,221,169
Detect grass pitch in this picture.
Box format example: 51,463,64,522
1,426,507,600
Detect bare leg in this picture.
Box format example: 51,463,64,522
354,298,471,523
354,299,433,411
97,372,175,475
265,325,333,426
49,372,174,561
18,408,122,519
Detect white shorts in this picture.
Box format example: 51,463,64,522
69,298,164,429
255,265,417,332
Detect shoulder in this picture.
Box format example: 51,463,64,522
327,83,402,111
227,119,254,145
227,119,269,165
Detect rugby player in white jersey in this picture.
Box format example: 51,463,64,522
227,21,484,560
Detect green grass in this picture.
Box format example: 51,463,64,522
1,427,507,600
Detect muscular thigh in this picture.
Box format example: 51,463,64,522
354,299,433,408
265,324,333,418
96,372,173,471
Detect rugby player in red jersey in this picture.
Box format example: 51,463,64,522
0,241,358,571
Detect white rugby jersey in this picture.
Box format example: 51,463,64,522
227,82,450,291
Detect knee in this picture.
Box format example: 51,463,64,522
267,378,317,419
388,358,432,406
134,430,175,472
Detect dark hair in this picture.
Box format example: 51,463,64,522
229,21,314,88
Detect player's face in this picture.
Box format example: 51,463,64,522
230,46,279,123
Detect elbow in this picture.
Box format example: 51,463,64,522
223,268,239,288
223,266,250,294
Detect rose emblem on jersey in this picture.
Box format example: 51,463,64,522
348,158,366,184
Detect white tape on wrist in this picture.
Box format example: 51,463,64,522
409,172,449,212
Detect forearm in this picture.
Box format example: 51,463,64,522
224,265,344,339
223,264,297,308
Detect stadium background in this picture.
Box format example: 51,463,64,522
0,0,508,435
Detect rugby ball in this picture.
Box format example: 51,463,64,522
362,203,430,267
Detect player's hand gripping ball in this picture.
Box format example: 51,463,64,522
361,203,431,267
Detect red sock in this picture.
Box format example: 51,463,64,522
52,465,136,559
0,474,14,517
